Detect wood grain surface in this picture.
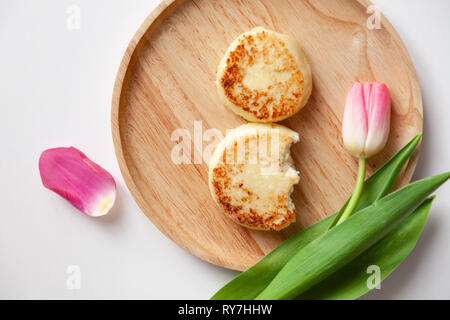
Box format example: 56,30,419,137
112,0,423,271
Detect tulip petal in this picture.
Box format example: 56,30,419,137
364,82,391,157
363,82,372,118
39,147,116,217
342,83,368,157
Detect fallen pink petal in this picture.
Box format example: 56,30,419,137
39,147,116,217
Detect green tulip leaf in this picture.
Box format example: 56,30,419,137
256,173,449,300
212,134,422,300
298,196,434,300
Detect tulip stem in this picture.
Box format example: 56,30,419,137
336,157,366,226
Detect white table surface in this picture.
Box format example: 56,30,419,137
1,0,449,299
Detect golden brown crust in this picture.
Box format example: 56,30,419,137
211,164,297,231
217,27,311,122
212,164,297,230
208,124,299,231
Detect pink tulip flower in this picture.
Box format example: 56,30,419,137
342,82,391,158
333,82,391,227
39,147,116,217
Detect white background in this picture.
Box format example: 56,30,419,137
0,0,449,299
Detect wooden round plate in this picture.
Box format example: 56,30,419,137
112,0,422,271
